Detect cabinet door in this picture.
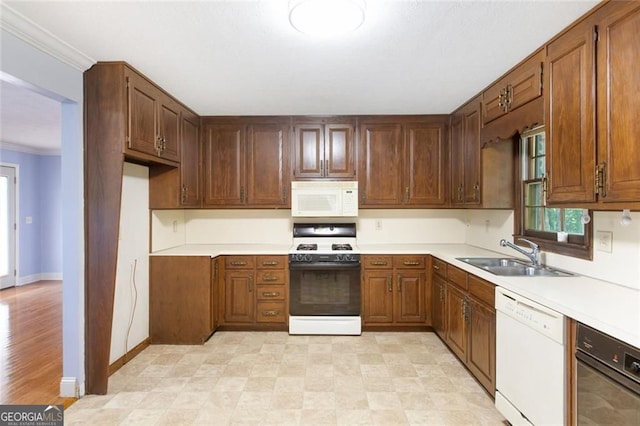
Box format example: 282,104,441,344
450,114,465,205
325,124,356,178
394,271,426,323
546,18,597,203
293,124,323,178
446,284,467,361
126,70,159,157
150,256,213,344
462,102,481,204
405,122,447,206
431,274,447,338
362,271,393,324
203,124,245,206
223,271,255,324
467,298,496,395
596,2,640,203
246,122,289,206
180,111,200,207
358,122,403,206
158,97,180,162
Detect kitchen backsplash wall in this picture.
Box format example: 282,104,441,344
151,209,468,249
465,209,640,290
152,208,638,290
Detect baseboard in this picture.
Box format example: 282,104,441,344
17,273,63,286
59,377,79,398
108,337,150,376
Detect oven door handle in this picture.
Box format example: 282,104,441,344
289,262,361,270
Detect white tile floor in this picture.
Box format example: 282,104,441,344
65,332,506,425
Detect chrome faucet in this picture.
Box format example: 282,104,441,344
500,238,540,267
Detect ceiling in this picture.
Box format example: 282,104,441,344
1,0,600,151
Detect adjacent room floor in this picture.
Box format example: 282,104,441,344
65,331,506,425
0,280,73,407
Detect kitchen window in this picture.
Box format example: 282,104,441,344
514,127,592,259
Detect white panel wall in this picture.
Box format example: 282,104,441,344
186,209,292,244
465,209,640,290
151,210,186,252
111,163,149,364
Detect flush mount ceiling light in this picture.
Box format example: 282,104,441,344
289,0,366,37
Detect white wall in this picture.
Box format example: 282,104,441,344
151,209,469,248
465,209,640,290
111,163,149,364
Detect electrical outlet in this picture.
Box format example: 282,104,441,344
595,230,613,253
375,220,382,231
172,220,178,232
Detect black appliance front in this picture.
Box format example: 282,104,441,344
289,265,361,316
576,323,640,425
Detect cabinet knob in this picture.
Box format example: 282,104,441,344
262,275,278,282
262,261,279,266
262,291,280,297
371,260,388,266
262,310,279,317
403,261,421,266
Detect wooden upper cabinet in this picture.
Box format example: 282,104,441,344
203,118,289,208
545,15,597,204
125,68,180,163
483,49,544,125
451,97,481,206
404,122,448,206
203,123,245,206
149,108,201,209
358,122,403,206
596,1,640,204
246,122,290,206
180,111,200,207
293,119,355,179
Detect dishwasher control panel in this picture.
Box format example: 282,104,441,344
496,287,565,344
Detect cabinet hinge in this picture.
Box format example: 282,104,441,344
595,162,606,197
593,26,599,43
125,135,131,148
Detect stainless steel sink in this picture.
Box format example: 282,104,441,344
456,257,573,277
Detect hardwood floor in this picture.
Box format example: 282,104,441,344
0,281,75,407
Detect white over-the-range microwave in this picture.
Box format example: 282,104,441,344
291,181,358,217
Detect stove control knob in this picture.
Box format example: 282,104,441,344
304,254,313,262
335,254,343,261
344,254,353,262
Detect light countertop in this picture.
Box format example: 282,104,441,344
152,243,640,348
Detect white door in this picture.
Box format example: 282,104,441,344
0,165,17,289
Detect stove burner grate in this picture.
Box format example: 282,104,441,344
332,243,353,251
296,243,318,251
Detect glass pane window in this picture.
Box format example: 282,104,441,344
522,128,584,237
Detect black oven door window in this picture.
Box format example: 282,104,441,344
577,359,640,425
290,269,361,316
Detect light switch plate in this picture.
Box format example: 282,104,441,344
596,230,613,253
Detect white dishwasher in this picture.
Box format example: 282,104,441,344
495,287,566,426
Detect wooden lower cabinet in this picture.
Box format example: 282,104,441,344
149,256,216,344
429,256,496,396
446,284,468,360
218,255,288,328
223,268,255,324
362,255,427,326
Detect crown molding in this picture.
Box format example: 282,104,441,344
0,3,95,71
1,141,61,156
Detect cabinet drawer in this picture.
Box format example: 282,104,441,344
363,255,393,269
394,256,426,269
468,275,495,308
256,302,286,323
256,270,286,285
256,285,285,301
257,255,286,269
447,265,468,290
432,257,447,277
225,256,255,269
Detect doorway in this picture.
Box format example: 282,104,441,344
0,165,16,289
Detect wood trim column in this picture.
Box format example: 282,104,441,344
84,63,126,394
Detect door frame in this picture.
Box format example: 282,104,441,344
0,162,19,289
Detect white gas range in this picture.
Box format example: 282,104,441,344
288,223,362,335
